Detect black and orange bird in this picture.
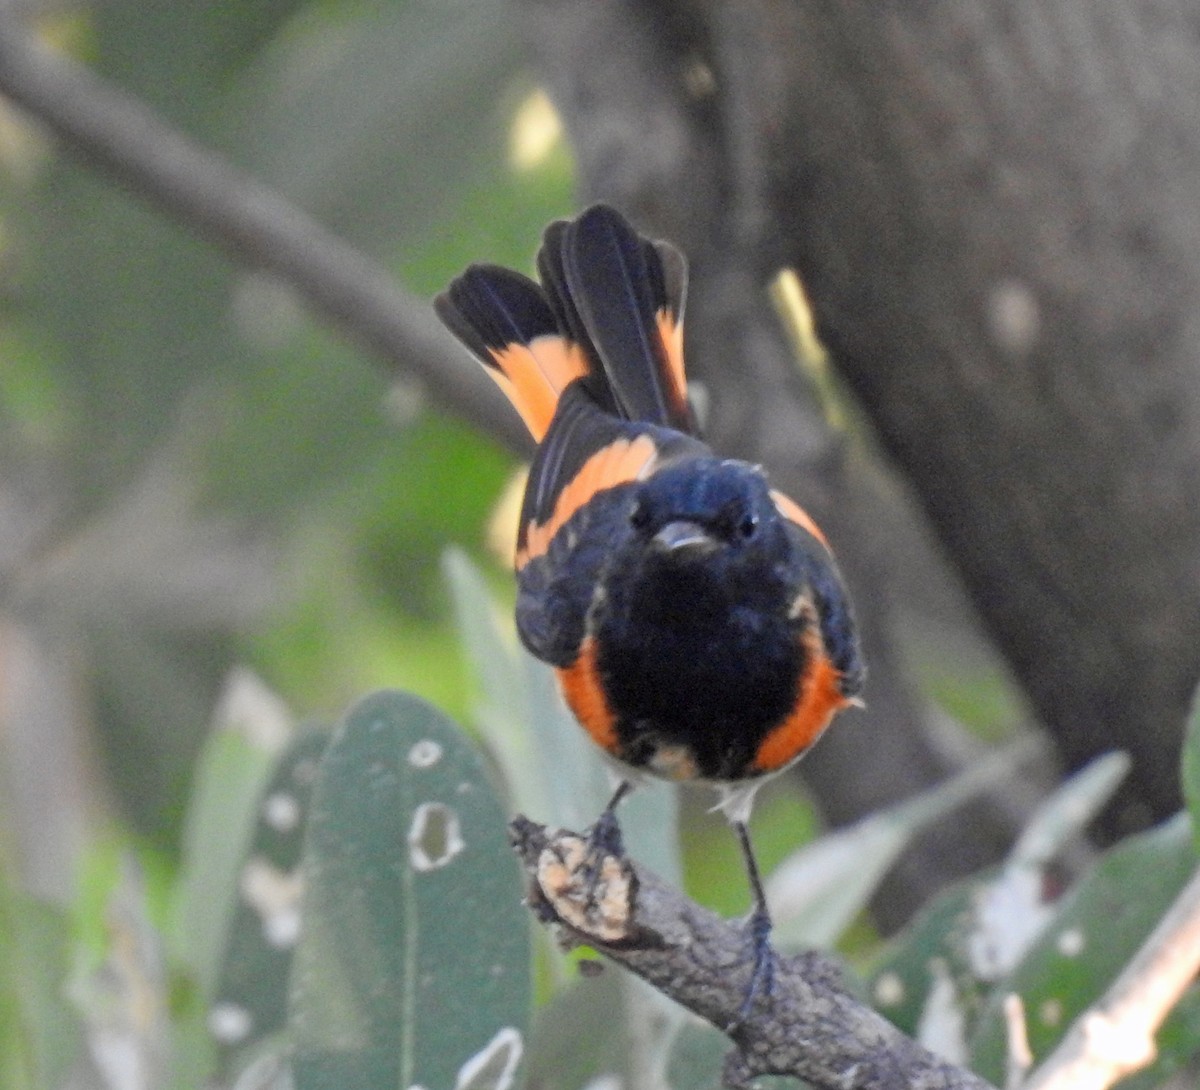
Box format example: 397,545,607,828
436,205,864,1015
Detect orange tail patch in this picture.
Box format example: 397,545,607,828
484,336,588,442
655,308,689,427
435,264,590,442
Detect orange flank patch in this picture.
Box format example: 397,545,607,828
751,635,850,774
516,434,659,569
770,490,830,550
487,335,588,442
556,638,619,754
655,309,689,420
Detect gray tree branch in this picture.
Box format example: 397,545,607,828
510,815,998,1090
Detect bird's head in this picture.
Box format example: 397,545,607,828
627,458,785,568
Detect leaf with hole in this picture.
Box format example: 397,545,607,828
289,690,530,1090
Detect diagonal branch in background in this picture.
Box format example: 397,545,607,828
510,815,999,1090
0,17,526,453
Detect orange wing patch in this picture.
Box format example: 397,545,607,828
556,637,619,754
517,433,659,569
770,489,829,550
484,335,589,442
751,628,850,774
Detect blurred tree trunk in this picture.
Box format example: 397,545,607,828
762,1,1200,838
520,0,1200,893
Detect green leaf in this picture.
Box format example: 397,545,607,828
443,544,612,829
864,877,981,1038
442,548,541,809
172,670,295,1001
968,813,1197,1083
523,971,627,1090
961,752,1129,992
767,742,1035,948
211,729,330,1074
289,690,530,1090
0,877,79,1090
866,753,1143,1054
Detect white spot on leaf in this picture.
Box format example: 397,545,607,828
408,802,465,871
407,739,443,769
916,959,967,1065
1040,998,1064,1027
240,857,304,947
455,1027,523,1090
1056,927,1085,957
967,867,1052,980
262,791,301,832
873,971,905,1007
208,1001,254,1044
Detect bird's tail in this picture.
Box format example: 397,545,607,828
435,204,696,442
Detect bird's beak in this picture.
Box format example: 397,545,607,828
652,519,720,555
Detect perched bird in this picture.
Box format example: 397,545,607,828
436,205,863,1017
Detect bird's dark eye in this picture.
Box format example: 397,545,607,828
739,513,759,539
630,502,650,531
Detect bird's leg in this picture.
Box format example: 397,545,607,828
546,780,634,936
584,779,632,875
525,782,638,945
731,818,775,1024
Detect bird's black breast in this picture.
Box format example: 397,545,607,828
593,554,804,782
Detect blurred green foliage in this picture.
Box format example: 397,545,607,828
0,0,572,849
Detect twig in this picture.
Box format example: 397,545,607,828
510,815,998,1090
1004,994,1033,1090
0,17,525,451
1022,862,1200,1090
